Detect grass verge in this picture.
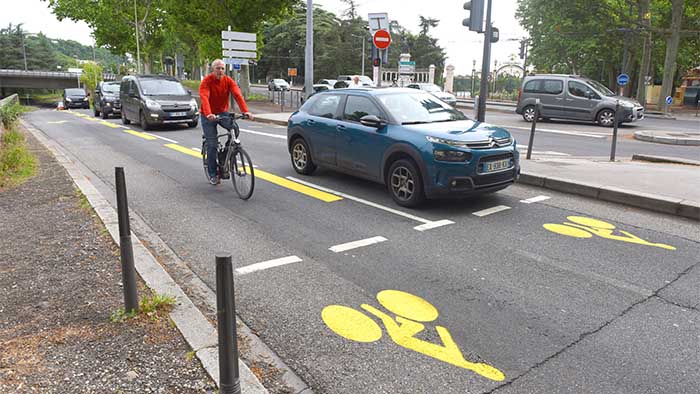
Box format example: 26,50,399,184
0,102,37,189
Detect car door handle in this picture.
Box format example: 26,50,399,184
555,98,564,101
307,119,316,125
565,98,574,101
337,125,346,131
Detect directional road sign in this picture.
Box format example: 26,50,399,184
617,73,629,86
665,95,673,105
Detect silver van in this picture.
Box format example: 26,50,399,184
516,74,644,127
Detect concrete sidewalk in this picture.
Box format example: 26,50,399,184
250,112,699,221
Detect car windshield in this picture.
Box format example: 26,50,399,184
378,92,467,124
66,89,84,96
274,79,287,84
139,79,187,96
586,79,615,96
420,84,442,92
102,84,120,93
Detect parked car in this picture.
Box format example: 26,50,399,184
516,74,644,127
287,88,519,207
119,75,198,130
333,80,350,89
62,88,90,109
93,81,121,119
317,79,337,88
268,78,290,91
407,83,457,106
337,75,375,87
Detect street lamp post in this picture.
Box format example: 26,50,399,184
133,0,141,74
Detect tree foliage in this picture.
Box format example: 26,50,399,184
516,0,700,99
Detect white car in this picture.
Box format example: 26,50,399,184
407,83,457,106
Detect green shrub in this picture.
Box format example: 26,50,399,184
0,101,23,129
0,128,37,188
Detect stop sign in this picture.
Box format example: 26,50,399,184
373,29,391,50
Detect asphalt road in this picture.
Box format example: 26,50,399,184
25,108,700,394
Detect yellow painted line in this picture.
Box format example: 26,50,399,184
123,129,157,140
164,143,341,202
165,143,201,158
99,121,122,129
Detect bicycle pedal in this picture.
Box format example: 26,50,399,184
221,173,230,179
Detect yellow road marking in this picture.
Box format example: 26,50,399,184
99,121,122,129
164,143,341,202
124,129,157,140
165,143,200,158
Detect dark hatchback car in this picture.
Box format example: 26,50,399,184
63,88,90,109
120,75,198,130
93,81,121,119
287,88,520,207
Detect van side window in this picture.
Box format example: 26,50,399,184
542,80,563,94
568,81,594,98
524,80,541,93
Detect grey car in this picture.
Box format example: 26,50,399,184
120,75,199,130
516,74,644,127
407,83,457,106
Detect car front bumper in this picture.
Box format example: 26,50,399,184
102,102,121,114
144,107,198,124
423,148,520,198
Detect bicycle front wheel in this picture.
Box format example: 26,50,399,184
230,147,255,200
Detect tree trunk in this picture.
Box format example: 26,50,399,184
240,64,250,98
657,0,684,111
636,0,652,105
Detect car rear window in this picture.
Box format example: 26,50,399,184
65,89,84,95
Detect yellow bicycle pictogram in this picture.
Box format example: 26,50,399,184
321,290,505,382
543,216,675,250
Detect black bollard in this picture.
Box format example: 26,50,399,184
526,98,540,160
216,253,240,394
115,167,138,313
610,100,619,162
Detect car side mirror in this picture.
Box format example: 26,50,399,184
129,92,137,98
360,115,385,128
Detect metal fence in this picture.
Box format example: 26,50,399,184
267,88,305,111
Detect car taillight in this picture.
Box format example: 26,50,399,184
517,88,522,103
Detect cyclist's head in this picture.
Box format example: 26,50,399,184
211,59,226,79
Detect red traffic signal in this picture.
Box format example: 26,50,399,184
373,58,381,67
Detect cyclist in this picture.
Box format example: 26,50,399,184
199,59,254,185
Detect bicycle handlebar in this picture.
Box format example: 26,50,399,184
215,112,248,121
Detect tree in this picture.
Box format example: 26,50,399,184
418,16,439,36
657,0,684,109
80,62,102,107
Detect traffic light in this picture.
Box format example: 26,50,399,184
491,27,499,43
462,0,484,33
373,58,381,67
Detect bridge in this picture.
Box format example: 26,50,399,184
0,69,118,96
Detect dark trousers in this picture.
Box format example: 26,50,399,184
201,114,219,178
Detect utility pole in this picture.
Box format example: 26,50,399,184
22,34,28,71
133,0,141,74
305,0,313,97
477,0,493,122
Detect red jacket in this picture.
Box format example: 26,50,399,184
199,74,249,116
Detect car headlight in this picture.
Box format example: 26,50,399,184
145,99,161,110
190,98,198,110
66,98,72,102
426,135,470,148
434,150,471,162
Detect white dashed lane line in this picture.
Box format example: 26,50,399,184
520,195,551,204
472,205,511,217
329,236,388,253
235,256,303,276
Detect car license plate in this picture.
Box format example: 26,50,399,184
483,158,511,173
170,111,187,117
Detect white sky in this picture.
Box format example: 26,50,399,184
1,0,527,76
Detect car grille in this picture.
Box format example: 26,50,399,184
464,136,513,149
474,168,517,187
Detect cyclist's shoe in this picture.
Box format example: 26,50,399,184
221,171,230,180
209,176,219,185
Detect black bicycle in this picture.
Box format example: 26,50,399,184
201,113,255,200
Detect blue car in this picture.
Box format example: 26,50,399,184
287,88,520,207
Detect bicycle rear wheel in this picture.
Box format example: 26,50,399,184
230,147,254,200
201,141,209,180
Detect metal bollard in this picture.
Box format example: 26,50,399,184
473,95,479,119
216,253,240,394
610,100,620,162
115,167,138,313
526,98,540,160
281,89,285,112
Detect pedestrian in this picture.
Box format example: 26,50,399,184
348,75,363,88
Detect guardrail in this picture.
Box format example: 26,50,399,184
0,69,117,80
0,93,20,136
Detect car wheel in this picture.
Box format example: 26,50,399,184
522,105,537,122
290,138,317,175
187,119,198,128
140,111,152,131
597,109,616,127
93,104,100,117
121,110,130,125
387,159,424,207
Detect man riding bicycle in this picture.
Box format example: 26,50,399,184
200,59,254,185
